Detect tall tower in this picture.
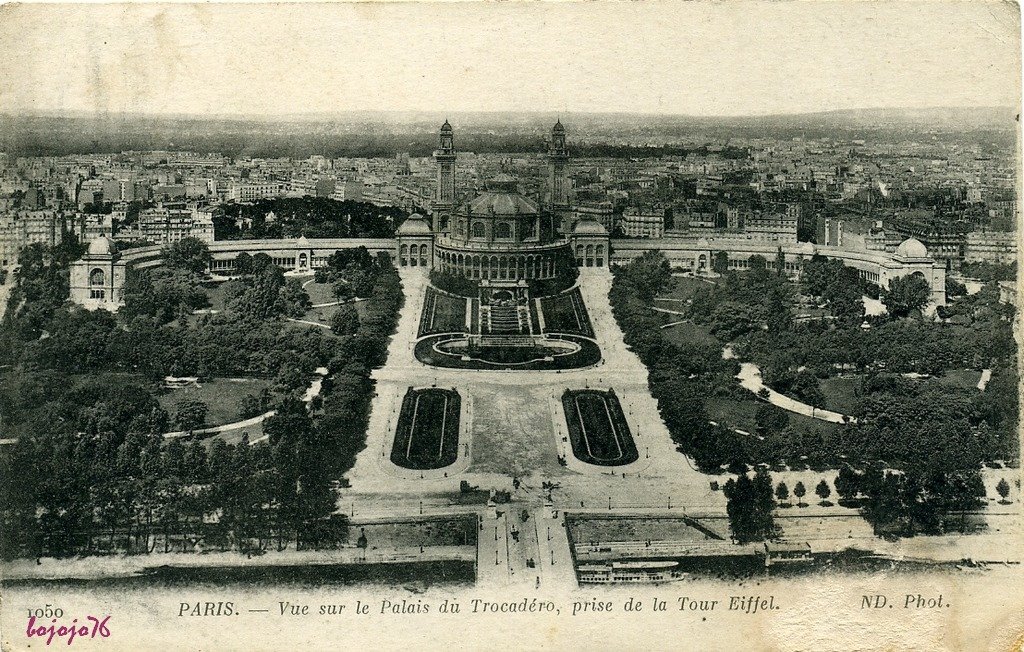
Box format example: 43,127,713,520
547,119,571,231
432,119,457,231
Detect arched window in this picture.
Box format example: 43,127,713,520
496,222,512,239
472,222,485,238
89,268,105,286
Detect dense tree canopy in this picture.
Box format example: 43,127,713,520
216,197,407,241
0,242,404,560
163,237,211,275
724,469,780,544
882,274,931,318
610,250,1017,493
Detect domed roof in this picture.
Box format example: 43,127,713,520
88,235,117,256
552,119,565,133
572,218,608,235
397,214,431,235
467,191,538,216
440,119,453,133
797,241,816,255
895,237,928,259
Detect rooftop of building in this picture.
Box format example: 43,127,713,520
87,235,117,256
465,190,539,216
572,218,609,236
396,214,431,235
894,237,929,259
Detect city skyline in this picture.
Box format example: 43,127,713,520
0,2,1019,118
0,104,1018,121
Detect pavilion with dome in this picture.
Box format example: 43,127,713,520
396,120,609,284
70,235,127,311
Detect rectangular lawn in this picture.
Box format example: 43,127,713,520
391,388,460,469
158,378,273,428
419,287,468,336
562,389,638,466
540,289,593,337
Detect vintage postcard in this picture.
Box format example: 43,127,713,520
0,1,1021,650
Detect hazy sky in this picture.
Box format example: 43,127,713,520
0,1,1019,117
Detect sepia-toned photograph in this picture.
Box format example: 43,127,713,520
0,1,1021,649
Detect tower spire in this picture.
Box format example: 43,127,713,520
548,119,570,231
433,120,457,231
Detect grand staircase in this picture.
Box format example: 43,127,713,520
481,303,534,341
487,304,521,333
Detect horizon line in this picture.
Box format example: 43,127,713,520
0,104,1017,123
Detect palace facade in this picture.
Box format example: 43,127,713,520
67,120,947,310
397,120,606,282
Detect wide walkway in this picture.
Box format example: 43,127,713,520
477,506,576,588
345,267,719,514
723,346,855,424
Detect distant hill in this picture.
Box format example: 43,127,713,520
742,106,1017,130
0,106,1015,158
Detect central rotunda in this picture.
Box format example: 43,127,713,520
400,120,607,369
434,173,575,282
395,119,610,279
429,120,584,283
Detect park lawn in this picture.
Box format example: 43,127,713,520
298,299,368,327
563,390,638,466
391,388,460,469
358,516,478,548
158,377,273,428
540,288,593,336
62,371,149,388
304,306,335,325
656,276,716,302
813,370,981,418
706,397,839,438
433,292,467,332
303,280,337,305
706,397,759,432
420,288,467,335
201,281,232,312
929,369,983,391
661,320,721,350
817,376,863,415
